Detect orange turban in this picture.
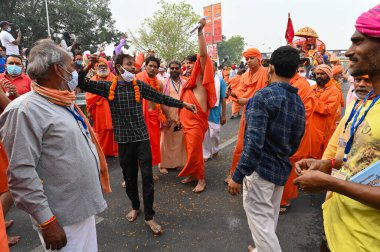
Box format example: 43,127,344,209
242,48,262,61
315,64,333,79
332,65,344,76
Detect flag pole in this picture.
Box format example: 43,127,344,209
45,0,51,37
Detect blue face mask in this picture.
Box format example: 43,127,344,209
7,65,22,76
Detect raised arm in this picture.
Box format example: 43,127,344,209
198,18,207,74
77,59,111,98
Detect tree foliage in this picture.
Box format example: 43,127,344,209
217,35,245,64
0,0,121,52
130,0,200,62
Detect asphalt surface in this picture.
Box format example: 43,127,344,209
8,103,326,252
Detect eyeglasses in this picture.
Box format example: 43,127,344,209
170,67,180,70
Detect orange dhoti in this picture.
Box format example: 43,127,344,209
178,91,209,180
0,141,8,193
229,114,246,174
147,109,161,166
280,158,301,205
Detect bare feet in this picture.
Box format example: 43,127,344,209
181,176,198,184
145,219,164,235
224,174,232,184
5,220,13,229
121,181,126,188
248,245,256,252
126,209,140,222
8,235,21,247
193,179,206,193
153,174,160,181
159,168,168,174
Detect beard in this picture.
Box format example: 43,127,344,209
97,70,109,78
316,77,330,86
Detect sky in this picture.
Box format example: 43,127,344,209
109,0,378,53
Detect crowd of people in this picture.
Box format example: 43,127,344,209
0,3,379,252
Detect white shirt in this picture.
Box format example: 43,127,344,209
0,30,19,55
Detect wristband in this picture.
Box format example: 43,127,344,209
39,215,57,230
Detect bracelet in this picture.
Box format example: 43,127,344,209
39,215,57,230
329,158,336,169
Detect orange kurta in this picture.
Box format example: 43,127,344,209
281,74,315,205
310,80,342,159
229,67,268,175
86,70,118,157
160,77,187,168
227,75,242,114
178,54,216,180
136,70,162,166
0,141,8,193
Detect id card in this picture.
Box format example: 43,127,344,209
331,168,348,180
338,137,347,147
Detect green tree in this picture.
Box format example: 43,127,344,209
217,35,245,65
0,0,121,52
130,0,200,62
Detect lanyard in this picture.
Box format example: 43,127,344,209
343,99,361,133
66,107,89,135
343,90,380,162
171,78,182,95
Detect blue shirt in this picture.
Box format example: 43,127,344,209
232,82,306,186
0,57,5,73
208,76,227,124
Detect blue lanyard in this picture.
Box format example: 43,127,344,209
343,99,360,133
343,90,380,162
66,107,89,134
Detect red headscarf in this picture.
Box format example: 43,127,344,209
355,4,380,37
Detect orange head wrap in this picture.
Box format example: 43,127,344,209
315,64,333,79
332,65,344,76
242,48,262,61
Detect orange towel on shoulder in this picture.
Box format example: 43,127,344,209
178,54,216,179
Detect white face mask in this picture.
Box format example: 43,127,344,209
59,65,78,91
299,72,306,78
6,27,11,32
120,67,135,82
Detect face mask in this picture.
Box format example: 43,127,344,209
7,65,22,76
120,67,135,82
76,60,83,65
6,27,11,32
299,72,306,78
59,65,78,91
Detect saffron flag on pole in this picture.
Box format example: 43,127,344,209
285,13,294,44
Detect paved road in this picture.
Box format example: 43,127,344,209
8,104,325,252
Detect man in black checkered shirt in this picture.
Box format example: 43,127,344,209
78,53,196,235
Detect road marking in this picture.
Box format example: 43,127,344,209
219,135,238,150
30,216,105,252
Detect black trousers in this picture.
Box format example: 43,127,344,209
118,140,155,220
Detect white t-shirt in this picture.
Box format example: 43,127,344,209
0,30,19,55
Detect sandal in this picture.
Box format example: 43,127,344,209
126,209,140,222
145,219,164,235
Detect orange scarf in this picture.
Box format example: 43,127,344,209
136,71,167,124
31,82,111,193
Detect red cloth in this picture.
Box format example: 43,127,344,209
147,110,161,165
285,13,295,44
0,72,31,100
178,54,216,179
0,141,9,193
85,64,118,157
355,4,380,38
